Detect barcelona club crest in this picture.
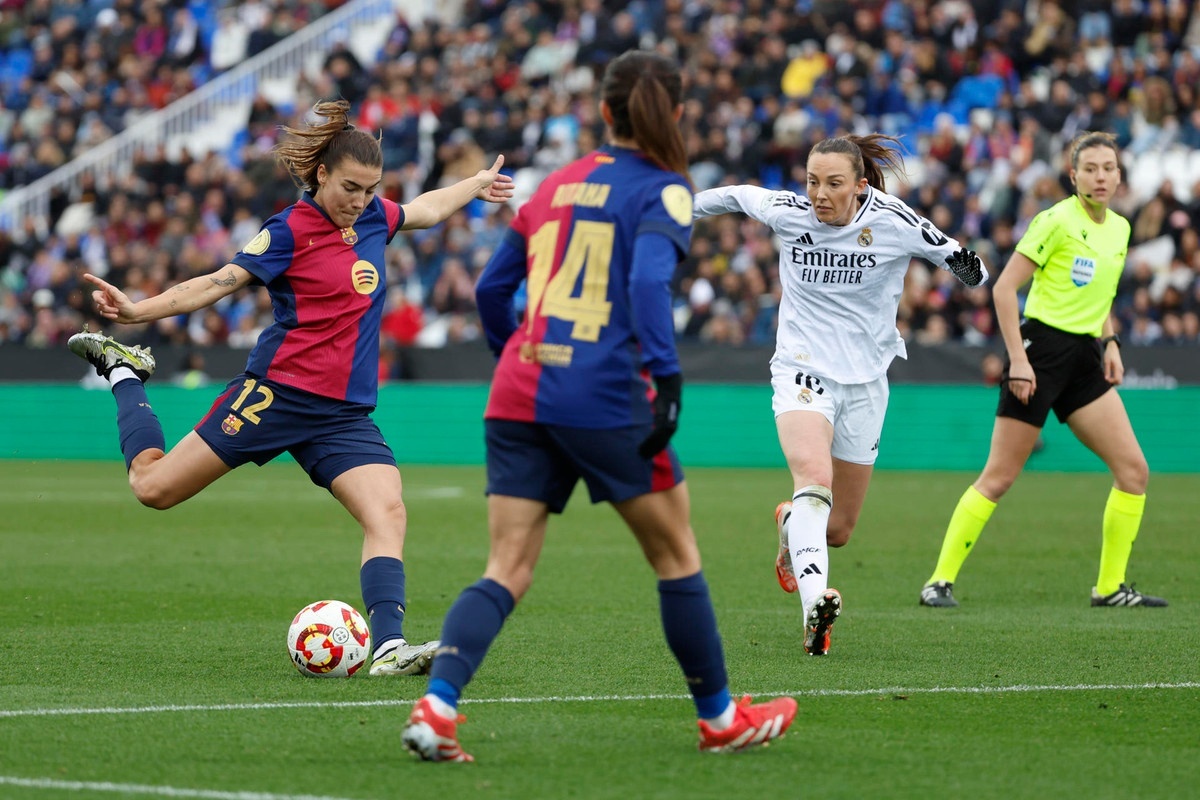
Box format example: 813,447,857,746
341,226,359,245
221,414,244,436
857,227,873,247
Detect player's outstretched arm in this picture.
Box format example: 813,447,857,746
693,184,777,224
82,264,254,324
401,155,515,230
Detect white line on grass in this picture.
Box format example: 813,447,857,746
0,776,359,800
2,682,1196,719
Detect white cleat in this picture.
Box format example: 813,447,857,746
369,638,439,676
67,327,156,381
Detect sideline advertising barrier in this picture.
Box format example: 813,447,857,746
2,383,1197,473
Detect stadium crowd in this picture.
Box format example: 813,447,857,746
2,0,1200,370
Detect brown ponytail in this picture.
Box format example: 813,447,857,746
810,134,906,191
601,51,691,185
274,99,383,191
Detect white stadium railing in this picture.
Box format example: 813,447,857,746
0,0,455,232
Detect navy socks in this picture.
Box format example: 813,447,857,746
360,556,407,652
659,571,732,718
427,578,515,707
112,379,165,470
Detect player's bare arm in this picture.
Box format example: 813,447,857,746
400,155,515,230
992,252,1040,403
1101,317,1124,386
82,264,254,324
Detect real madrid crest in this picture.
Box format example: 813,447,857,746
798,388,813,404
341,226,359,245
857,227,873,247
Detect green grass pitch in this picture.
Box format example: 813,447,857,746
2,461,1197,799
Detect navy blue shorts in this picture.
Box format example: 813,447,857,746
997,319,1113,427
484,419,684,513
194,374,396,490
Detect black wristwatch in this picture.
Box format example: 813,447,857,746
1100,334,1121,349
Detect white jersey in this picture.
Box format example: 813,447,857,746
694,184,986,384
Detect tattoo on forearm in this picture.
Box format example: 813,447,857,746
168,283,190,309
211,271,238,287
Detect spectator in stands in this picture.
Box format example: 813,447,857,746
3,0,1200,356
209,9,249,74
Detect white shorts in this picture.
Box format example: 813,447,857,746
770,365,890,465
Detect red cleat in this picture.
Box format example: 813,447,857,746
775,502,797,593
401,697,474,763
698,695,798,753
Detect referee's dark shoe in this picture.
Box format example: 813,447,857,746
1090,583,1168,607
919,581,958,608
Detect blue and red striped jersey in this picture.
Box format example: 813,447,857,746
231,192,403,406
477,144,692,427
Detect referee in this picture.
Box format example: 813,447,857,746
920,131,1167,609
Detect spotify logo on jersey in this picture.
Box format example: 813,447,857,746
351,261,379,295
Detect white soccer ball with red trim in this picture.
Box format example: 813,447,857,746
286,600,372,678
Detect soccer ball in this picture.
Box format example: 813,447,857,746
286,600,372,678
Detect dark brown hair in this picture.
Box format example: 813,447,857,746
601,50,690,182
809,134,906,191
1068,131,1119,169
274,99,383,191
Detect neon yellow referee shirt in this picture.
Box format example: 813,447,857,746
1015,196,1130,337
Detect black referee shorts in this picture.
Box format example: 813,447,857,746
996,318,1113,427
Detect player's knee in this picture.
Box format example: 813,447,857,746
976,473,1016,501
381,496,408,528
1114,457,1150,495
129,474,179,510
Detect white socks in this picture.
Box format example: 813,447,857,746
108,366,139,386
788,485,833,614
424,693,457,719
701,700,736,730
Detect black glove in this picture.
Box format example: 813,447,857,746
638,372,683,459
946,247,985,287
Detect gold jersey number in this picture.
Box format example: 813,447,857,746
230,378,275,424
525,220,614,342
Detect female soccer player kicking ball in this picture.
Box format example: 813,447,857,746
69,100,515,675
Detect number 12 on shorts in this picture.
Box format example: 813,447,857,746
230,378,275,425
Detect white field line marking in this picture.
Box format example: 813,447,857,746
1,682,1197,720
0,776,358,800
